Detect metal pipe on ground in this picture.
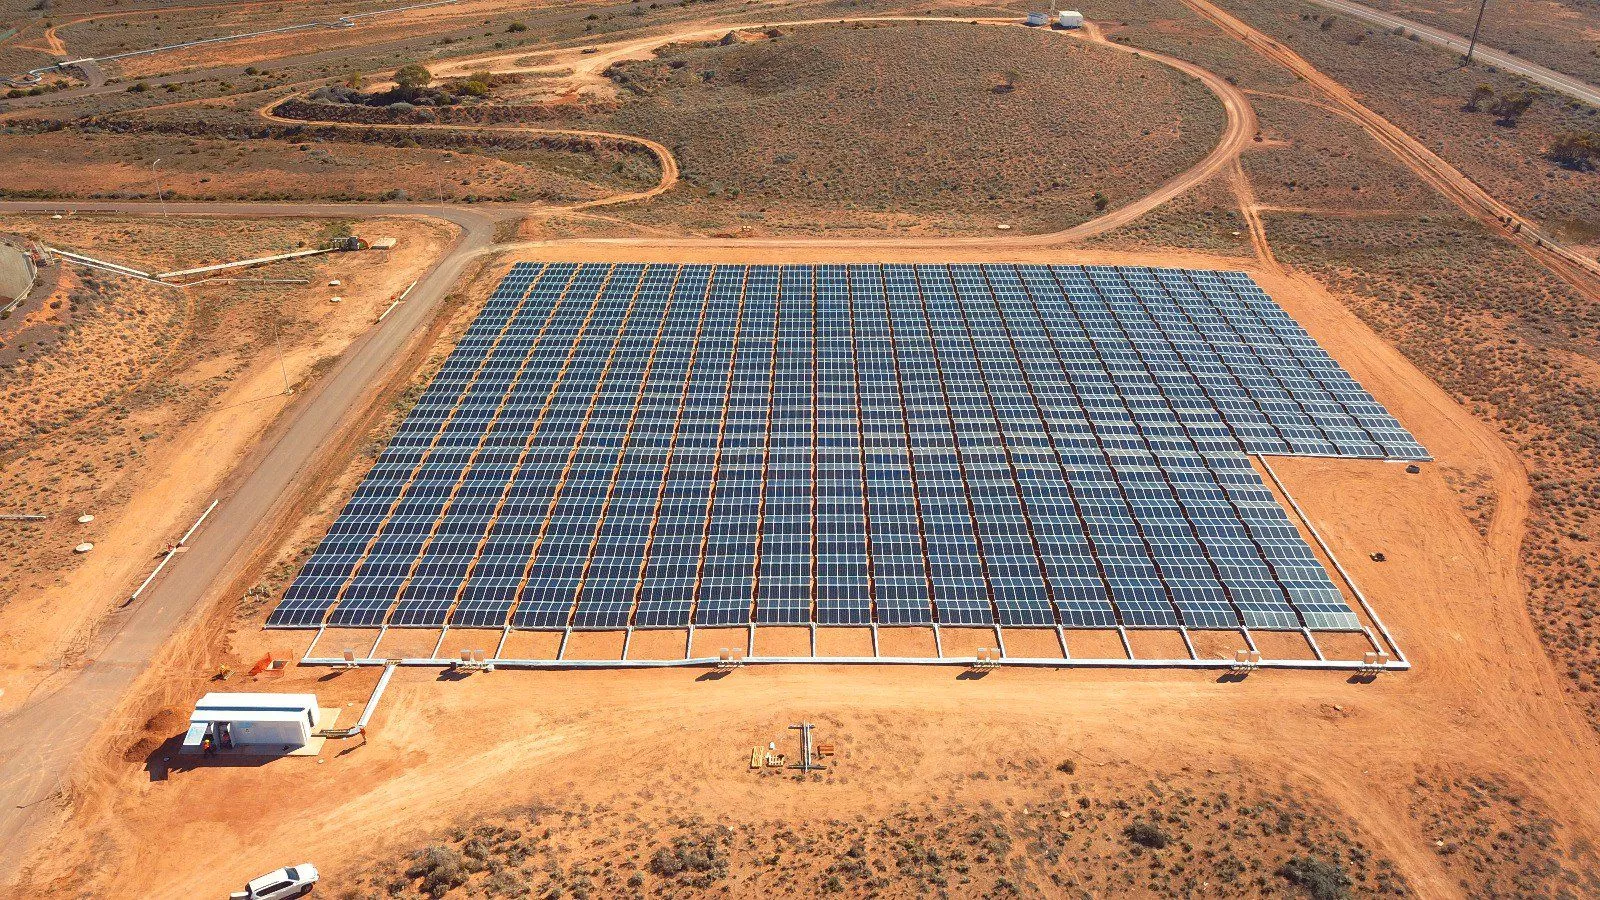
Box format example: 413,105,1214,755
300,654,1409,672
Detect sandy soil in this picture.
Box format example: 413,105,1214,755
11,241,1600,899
0,214,458,720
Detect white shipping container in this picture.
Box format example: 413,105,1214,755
1058,10,1085,27
1025,12,1050,25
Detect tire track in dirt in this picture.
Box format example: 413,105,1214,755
248,16,1250,244
258,98,679,211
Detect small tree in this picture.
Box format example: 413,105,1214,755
1490,89,1537,126
394,63,432,91
1092,191,1109,212
1464,83,1493,112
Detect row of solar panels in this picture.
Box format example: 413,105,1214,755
267,263,1423,632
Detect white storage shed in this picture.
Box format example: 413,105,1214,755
182,692,321,754
1058,10,1085,27
1025,11,1050,25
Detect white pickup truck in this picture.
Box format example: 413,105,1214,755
229,864,319,899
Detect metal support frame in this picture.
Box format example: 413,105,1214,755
1179,626,1198,660
298,619,1399,669
298,653,1410,672
1302,627,1325,661
1257,456,1409,668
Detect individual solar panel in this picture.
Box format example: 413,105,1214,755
271,263,1423,641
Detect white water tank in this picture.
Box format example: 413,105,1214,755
1058,10,1085,27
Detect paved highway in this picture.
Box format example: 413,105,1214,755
1305,0,1600,108
0,200,501,881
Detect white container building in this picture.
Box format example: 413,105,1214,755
182,692,321,754
1058,10,1085,27
1025,11,1050,25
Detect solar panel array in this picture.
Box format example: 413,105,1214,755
268,263,1426,635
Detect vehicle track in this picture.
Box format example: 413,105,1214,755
258,99,680,211
265,16,1254,246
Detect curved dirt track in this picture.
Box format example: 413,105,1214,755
271,16,1251,245
259,101,680,211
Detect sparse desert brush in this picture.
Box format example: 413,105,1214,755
332,774,1410,898
566,20,1225,235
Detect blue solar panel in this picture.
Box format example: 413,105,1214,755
269,263,1425,637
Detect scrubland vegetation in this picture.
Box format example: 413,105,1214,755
0,126,657,204
576,21,1226,235
339,769,1406,899
1357,0,1600,85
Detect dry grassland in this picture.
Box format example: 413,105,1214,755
1081,170,1252,254
0,128,655,203
343,768,1410,899
575,21,1225,235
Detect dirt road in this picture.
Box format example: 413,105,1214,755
257,103,680,211
0,200,502,880
282,17,1255,246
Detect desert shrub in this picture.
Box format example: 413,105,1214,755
395,63,433,91
1277,855,1351,900
1547,130,1599,171
1489,90,1538,127
1124,820,1170,849
407,845,469,898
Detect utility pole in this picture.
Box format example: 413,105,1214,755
150,158,168,217
1464,0,1489,65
